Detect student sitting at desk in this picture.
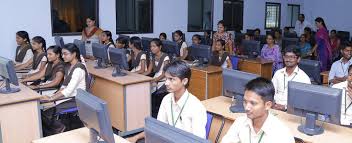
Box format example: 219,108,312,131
129,36,147,74
159,32,167,41
16,36,48,76
127,60,207,142
260,34,283,74
221,77,295,143
40,43,88,134
14,31,32,64
299,34,312,59
271,46,311,111
332,64,352,126
192,34,202,45
329,43,352,85
100,30,115,48
174,30,188,60
210,39,232,69
115,36,128,49
21,46,65,91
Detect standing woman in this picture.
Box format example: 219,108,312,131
173,30,188,60
212,20,234,54
81,17,103,58
16,36,48,75
15,31,33,64
261,34,283,74
311,17,332,71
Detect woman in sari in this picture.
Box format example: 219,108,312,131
212,20,234,54
81,17,103,58
311,17,332,71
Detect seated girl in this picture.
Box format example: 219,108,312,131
210,39,233,69
14,31,33,64
173,30,188,60
129,36,148,74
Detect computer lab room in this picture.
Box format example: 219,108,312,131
1,0,352,143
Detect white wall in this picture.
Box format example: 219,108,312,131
303,0,352,35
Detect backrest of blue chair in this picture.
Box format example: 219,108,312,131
205,112,213,139
230,55,239,70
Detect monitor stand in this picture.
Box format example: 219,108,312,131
298,112,324,136
229,95,245,113
0,79,20,94
89,128,107,143
94,58,107,69
112,65,127,77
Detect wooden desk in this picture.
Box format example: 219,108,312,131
86,60,153,136
202,96,352,143
237,57,273,80
188,65,223,101
32,127,130,143
321,71,329,86
0,84,41,143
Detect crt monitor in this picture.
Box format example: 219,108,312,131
0,57,20,94
54,36,65,48
92,43,109,69
298,59,321,85
222,68,259,113
287,81,342,135
109,48,129,77
188,44,212,67
141,37,153,52
162,40,180,59
240,40,261,58
282,37,299,52
76,89,115,143
73,39,86,57
144,117,210,143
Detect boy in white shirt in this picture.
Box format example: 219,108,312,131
222,77,295,143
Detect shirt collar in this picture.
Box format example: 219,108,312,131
339,58,351,64
281,66,299,76
244,112,275,135
171,90,190,107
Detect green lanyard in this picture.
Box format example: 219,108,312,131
170,93,190,127
249,130,264,143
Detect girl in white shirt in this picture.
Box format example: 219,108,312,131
210,39,232,69
173,30,188,60
14,31,33,64
129,36,147,74
100,30,116,61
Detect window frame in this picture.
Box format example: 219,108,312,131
50,0,99,36
187,0,214,32
264,2,281,30
287,4,300,28
223,0,243,31
115,0,154,34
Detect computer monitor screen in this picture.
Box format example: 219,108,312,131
162,40,180,59
0,57,20,94
54,36,65,48
240,40,261,58
144,117,210,143
76,89,115,143
284,32,298,38
92,43,109,69
337,31,350,42
188,44,212,67
282,37,299,52
298,59,321,84
287,81,342,135
141,37,153,52
73,39,86,57
222,68,259,113
109,48,128,77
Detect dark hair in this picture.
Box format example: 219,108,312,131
102,30,114,46
341,42,352,50
254,28,261,34
47,45,63,61
16,31,30,44
159,32,167,39
217,20,225,27
330,30,337,34
87,16,96,21
129,36,142,50
304,27,312,34
245,32,254,38
192,34,201,41
299,14,305,19
116,37,128,49
174,30,184,42
62,43,81,61
266,33,275,39
245,77,275,102
315,17,327,29
348,64,352,73
216,39,226,47
32,36,47,53
150,38,163,50
163,60,191,88
284,45,301,57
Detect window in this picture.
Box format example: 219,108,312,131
223,0,243,31
116,0,153,34
187,0,213,32
287,4,300,28
265,2,281,29
50,0,99,36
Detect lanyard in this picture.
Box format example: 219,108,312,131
171,93,190,127
340,61,350,76
249,129,264,143
283,70,298,90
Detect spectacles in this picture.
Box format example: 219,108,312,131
283,55,297,59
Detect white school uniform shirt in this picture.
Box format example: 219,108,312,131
328,58,352,83
153,55,170,90
179,41,188,57
61,68,86,98
294,20,313,36
221,113,295,143
29,56,48,74
332,81,352,125
130,53,147,72
157,90,207,139
16,49,33,64
221,56,230,69
272,66,311,106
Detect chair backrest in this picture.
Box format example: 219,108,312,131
205,112,213,139
229,55,239,70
